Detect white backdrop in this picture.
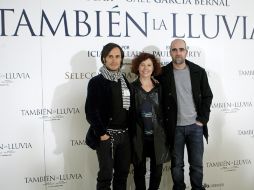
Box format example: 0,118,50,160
1,0,254,190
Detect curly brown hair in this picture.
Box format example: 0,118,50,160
131,52,161,76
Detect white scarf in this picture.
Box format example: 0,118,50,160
99,66,130,110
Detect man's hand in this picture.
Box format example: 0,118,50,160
195,121,203,127
100,134,110,141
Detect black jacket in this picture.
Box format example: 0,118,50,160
85,74,130,149
130,79,170,165
157,60,213,147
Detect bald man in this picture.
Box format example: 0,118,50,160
157,39,213,190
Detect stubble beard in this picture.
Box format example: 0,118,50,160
173,57,185,65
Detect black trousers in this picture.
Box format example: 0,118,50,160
134,137,163,190
96,131,131,190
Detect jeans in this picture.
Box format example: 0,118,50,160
171,124,204,190
96,131,131,190
134,137,163,190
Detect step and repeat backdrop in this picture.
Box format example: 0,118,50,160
1,0,254,189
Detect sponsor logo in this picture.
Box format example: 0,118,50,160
0,142,32,157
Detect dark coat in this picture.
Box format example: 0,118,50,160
130,79,170,165
85,74,130,149
157,60,213,148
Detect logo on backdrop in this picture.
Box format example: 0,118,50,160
0,72,30,86
238,69,254,79
71,139,86,146
24,173,84,189
20,107,80,121
1,4,254,40
206,159,252,172
0,142,32,157
211,101,253,113
65,71,98,80
237,129,254,138
203,182,224,189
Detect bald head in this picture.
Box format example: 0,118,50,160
170,39,187,51
169,39,188,67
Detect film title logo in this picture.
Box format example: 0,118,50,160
0,142,32,157
20,107,80,121
0,73,30,86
